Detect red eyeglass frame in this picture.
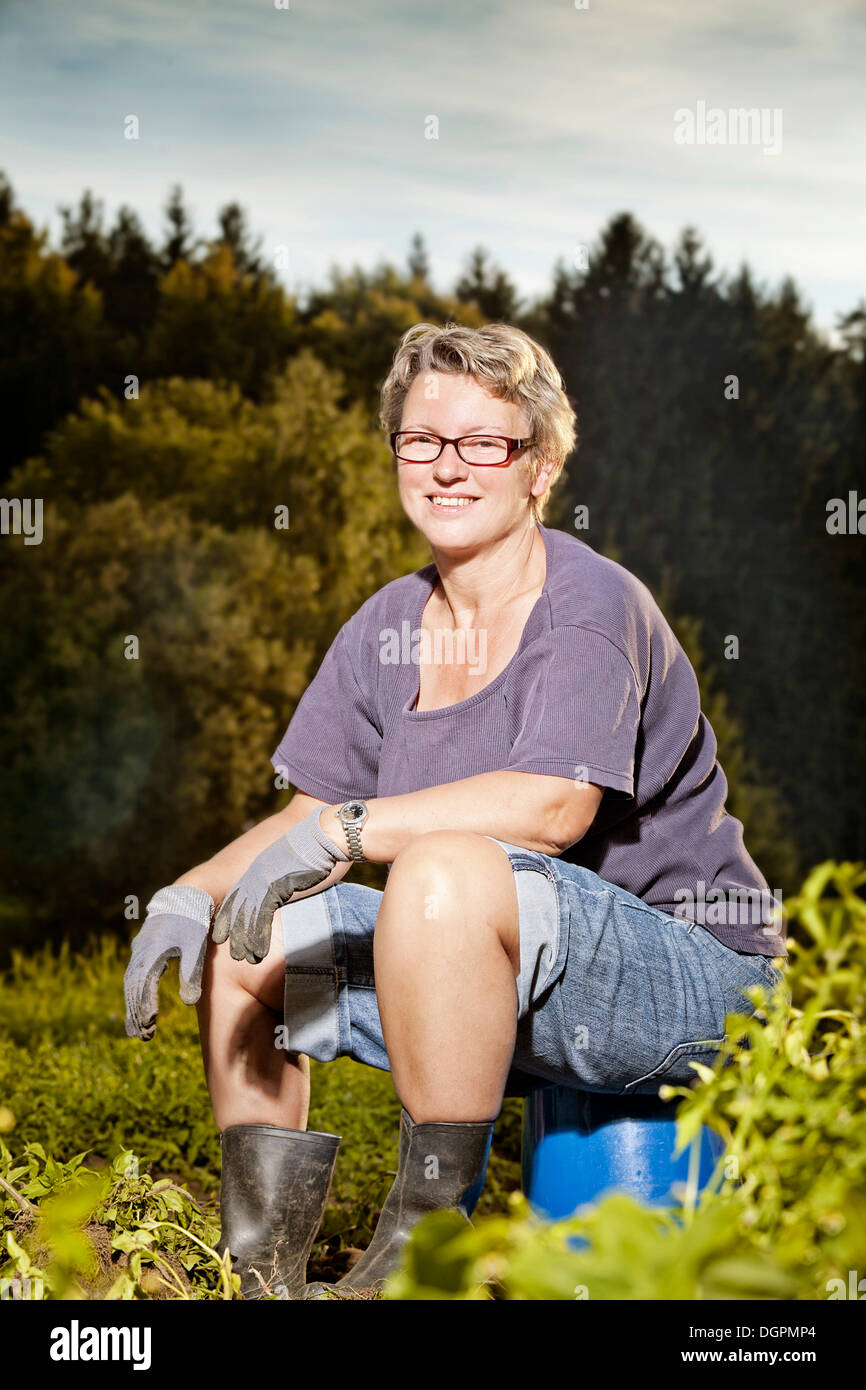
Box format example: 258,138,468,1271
390,432,533,466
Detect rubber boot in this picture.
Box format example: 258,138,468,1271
218,1123,340,1299
305,1107,493,1298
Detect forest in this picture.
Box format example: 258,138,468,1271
0,172,863,1303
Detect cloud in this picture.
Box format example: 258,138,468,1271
1,0,862,330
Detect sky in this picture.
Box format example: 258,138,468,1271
1,0,863,336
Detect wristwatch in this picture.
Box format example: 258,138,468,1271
336,800,369,862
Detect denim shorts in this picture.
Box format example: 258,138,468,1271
278,837,788,1098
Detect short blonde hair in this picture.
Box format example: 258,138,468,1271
379,321,577,523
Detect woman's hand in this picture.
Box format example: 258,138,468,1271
124,884,215,1040
211,807,350,964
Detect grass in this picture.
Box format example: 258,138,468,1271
2,859,864,1299
0,933,521,1294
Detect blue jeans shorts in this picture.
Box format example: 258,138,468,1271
278,837,788,1098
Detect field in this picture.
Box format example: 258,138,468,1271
1,861,864,1300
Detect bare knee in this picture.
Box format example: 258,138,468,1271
390,830,513,891
383,832,519,963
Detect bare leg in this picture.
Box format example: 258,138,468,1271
373,831,520,1123
195,910,310,1132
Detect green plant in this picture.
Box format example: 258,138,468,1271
0,1143,234,1299
384,861,866,1300
3,861,862,1299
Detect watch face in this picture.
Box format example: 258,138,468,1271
344,801,366,821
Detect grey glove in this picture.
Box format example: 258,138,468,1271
211,807,350,964
124,884,215,1041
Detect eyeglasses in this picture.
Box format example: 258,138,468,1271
390,432,533,467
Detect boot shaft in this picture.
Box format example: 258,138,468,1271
391,1108,494,1218
305,1108,495,1296
219,1123,340,1297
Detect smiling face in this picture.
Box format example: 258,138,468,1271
396,371,551,555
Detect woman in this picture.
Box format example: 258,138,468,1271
124,321,786,1300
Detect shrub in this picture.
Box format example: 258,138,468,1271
385,861,866,1300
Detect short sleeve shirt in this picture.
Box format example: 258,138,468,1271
272,524,784,956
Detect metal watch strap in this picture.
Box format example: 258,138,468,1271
343,820,366,862
338,801,368,863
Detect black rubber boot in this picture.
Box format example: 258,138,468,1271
305,1107,493,1298
218,1123,340,1299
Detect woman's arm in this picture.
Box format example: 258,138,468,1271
319,771,604,863
175,792,356,910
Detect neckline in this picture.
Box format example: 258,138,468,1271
403,523,553,720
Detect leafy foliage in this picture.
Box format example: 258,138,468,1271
0,932,522,1297
385,861,866,1300
1,861,862,1300
532,213,866,878
0,353,428,941
0,171,863,1299
1,1145,233,1300
0,172,863,943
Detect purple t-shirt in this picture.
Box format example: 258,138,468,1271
272,523,785,957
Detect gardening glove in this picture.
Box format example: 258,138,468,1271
124,883,215,1041
211,807,350,965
